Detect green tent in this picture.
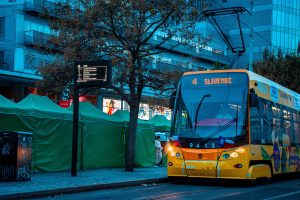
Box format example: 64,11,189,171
18,94,72,119
112,110,130,122
0,95,18,114
112,110,154,125
16,94,77,172
68,102,126,169
0,95,34,132
113,110,156,167
68,102,120,122
148,115,171,132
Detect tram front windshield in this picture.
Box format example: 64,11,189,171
173,72,248,148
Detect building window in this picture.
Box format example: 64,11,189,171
0,17,5,36
0,51,5,69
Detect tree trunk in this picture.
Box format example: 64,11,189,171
125,103,140,172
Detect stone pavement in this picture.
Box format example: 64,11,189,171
0,167,168,200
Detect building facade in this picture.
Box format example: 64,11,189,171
0,0,56,101
205,0,300,68
0,0,229,115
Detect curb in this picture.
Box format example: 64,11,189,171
0,178,169,200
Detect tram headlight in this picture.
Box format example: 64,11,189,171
222,153,230,159
222,152,239,159
235,147,245,153
167,146,173,152
230,152,239,158
170,151,176,157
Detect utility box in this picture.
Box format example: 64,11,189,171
0,131,32,181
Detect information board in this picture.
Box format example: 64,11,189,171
76,60,111,87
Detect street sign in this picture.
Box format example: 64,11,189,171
76,60,111,87
71,60,111,177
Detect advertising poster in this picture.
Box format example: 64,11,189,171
103,98,122,115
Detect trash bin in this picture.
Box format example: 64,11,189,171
0,131,32,181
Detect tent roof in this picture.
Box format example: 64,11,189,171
112,110,130,122
0,95,17,108
68,102,121,122
148,115,171,132
17,94,72,119
0,95,20,114
112,110,154,125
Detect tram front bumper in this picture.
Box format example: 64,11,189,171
168,160,218,178
168,159,249,179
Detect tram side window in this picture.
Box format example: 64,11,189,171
250,106,261,144
295,112,300,147
283,109,292,147
271,106,284,146
174,97,192,133
260,101,272,144
250,98,272,145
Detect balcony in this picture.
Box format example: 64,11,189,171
0,62,10,71
24,54,52,70
24,30,60,51
151,36,231,65
24,0,55,15
24,30,50,46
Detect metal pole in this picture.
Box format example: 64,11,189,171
71,64,79,176
249,0,254,71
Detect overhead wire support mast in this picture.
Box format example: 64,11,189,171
200,7,251,69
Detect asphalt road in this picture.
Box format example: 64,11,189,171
36,177,300,200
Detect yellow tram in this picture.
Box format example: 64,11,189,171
167,70,300,181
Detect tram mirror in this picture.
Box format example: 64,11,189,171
169,91,176,109
250,92,258,107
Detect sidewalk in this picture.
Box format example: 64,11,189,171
0,167,168,200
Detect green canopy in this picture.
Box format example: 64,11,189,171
0,94,156,170
113,110,156,167
0,95,34,132
112,110,154,125
68,102,121,122
112,110,130,122
18,94,72,119
148,115,171,132
0,95,19,114
68,102,125,169
14,94,76,172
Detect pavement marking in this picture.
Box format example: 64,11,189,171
262,190,300,200
134,187,221,200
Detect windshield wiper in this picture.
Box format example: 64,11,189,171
235,105,239,137
199,117,237,145
193,94,211,132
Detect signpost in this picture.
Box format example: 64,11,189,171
71,60,111,177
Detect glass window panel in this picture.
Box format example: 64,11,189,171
277,31,281,47
285,12,289,27
291,35,296,49
0,17,5,35
273,10,276,25
0,51,4,69
274,31,277,46
293,14,296,29
289,13,293,28
281,12,285,26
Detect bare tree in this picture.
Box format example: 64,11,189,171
40,0,207,171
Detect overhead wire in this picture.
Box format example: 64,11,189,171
212,0,281,51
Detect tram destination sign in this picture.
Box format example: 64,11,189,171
76,60,111,87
